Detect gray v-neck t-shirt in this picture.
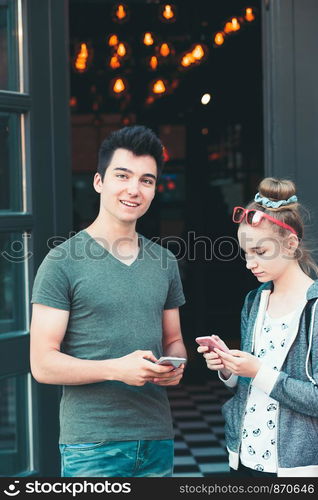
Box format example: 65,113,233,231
31,230,185,444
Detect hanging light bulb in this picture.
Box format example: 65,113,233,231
111,77,128,96
214,32,225,47
159,43,170,57
191,44,205,61
143,32,154,46
180,52,195,68
224,21,233,34
152,79,167,95
160,4,176,23
116,4,126,20
153,80,166,94
231,17,240,31
115,41,130,60
114,78,125,93
74,42,92,73
117,42,127,57
149,56,158,70
224,17,240,34
108,34,119,47
75,48,87,71
163,5,173,20
109,55,121,69
245,7,255,22
181,55,191,67
112,3,129,23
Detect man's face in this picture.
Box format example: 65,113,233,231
94,148,157,224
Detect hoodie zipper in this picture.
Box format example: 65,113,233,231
237,379,253,460
236,296,260,463
275,404,280,472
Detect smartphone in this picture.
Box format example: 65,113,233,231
195,335,230,353
155,356,187,368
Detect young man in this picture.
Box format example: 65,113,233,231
30,125,187,477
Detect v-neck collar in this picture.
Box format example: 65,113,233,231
81,229,143,269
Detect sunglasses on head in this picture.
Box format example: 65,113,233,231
232,206,297,236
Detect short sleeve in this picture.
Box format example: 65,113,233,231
31,250,71,311
164,253,186,310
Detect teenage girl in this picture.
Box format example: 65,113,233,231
198,177,318,477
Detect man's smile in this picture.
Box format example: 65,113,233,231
120,200,141,207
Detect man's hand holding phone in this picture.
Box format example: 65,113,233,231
152,356,186,386
110,350,178,387
110,351,186,387
156,356,187,368
195,335,232,379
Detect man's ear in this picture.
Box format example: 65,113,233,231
93,172,103,193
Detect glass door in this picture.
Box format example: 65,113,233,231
1,0,72,477
0,0,34,476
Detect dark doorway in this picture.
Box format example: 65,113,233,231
69,0,263,382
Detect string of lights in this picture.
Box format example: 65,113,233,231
71,3,257,108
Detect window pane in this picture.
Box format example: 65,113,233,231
0,378,17,452
0,113,23,211
0,232,27,333
0,375,29,475
0,0,19,91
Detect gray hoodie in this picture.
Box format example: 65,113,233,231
220,280,318,477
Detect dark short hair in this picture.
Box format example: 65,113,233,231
97,125,164,180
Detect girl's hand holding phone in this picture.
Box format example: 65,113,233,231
196,335,232,378
214,348,261,378
197,344,232,379
195,335,230,353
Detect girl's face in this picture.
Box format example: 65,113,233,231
238,221,298,282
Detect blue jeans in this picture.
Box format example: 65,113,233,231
59,439,174,477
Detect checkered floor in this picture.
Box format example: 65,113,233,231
167,379,231,477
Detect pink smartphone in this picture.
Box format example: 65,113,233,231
195,335,230,353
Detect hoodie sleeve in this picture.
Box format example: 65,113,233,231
256,368,318,418
253,300,318,418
